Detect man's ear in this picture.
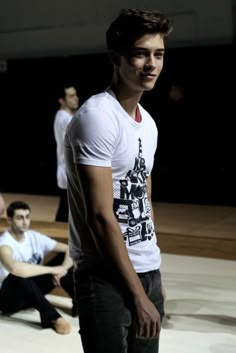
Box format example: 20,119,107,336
109,51,121,66
58,98,65,108
6,217,11,226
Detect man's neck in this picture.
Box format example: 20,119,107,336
61,107,75,116
110,78,143,120
9,229,25,242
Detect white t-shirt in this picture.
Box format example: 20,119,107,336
0,230,56,288
65,89,161,273
54,109,73,189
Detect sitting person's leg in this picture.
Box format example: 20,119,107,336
41,252,76,315
0,274,71,334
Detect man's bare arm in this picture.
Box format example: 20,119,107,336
51,242,73,286
53,242,73,270
0,246,67,278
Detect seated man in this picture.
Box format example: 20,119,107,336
0,200,76,334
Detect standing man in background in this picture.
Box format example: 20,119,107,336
53,83,79,222
65,9,172,353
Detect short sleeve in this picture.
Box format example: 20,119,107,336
34,232,57,254
67,106,120,167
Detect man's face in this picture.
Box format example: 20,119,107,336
63,87,79,112
118,34,165,93
9,209,31,233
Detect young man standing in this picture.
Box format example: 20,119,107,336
65,9,173,353
0,201,75,334
53,83,79,222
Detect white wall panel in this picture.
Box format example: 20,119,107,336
0,0,233,58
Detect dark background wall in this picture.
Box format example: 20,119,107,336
1,44,235,206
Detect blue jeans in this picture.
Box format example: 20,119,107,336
74,265,164,353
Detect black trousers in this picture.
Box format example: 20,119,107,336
74,266,164,353
55,188,69,223
0,253,75,328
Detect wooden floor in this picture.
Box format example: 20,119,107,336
1,192,236,260
153,202,236,260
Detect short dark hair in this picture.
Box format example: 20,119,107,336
106,9,173,54
56,81,77,100
7,201,31,218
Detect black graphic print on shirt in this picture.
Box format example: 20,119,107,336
28,253,42,264
113,138,155,246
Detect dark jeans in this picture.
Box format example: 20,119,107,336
74,265,165,353
0,253,75,328
55,188,69,223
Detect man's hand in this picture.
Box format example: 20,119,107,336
51,266,68,286
51,265,67,276
134,294,161,339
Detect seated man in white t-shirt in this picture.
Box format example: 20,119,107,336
0,201,76,334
